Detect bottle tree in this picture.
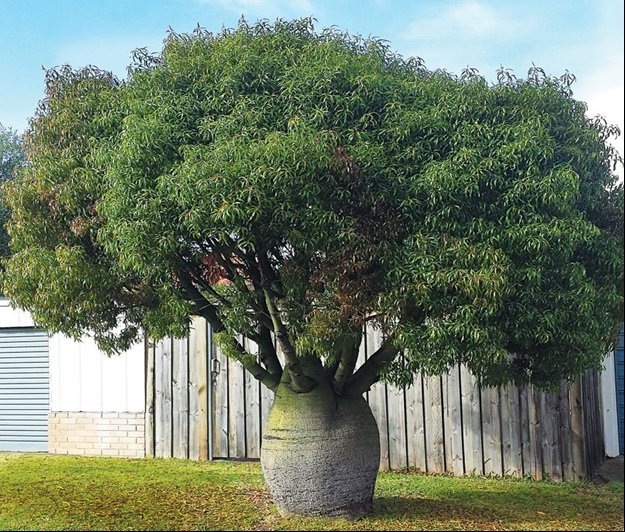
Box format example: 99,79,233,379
2,19,623,517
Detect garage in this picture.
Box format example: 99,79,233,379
0,327,49,451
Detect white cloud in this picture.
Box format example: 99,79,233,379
402,0,520,41
578,61,625,182
199,0,315,18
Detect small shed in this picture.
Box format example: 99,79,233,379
0,297,145,456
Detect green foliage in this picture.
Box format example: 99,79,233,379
1,18,622,388
0,124,24,261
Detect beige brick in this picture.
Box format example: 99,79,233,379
118,436,137,444
118,449,140,457
67,435,86,443
70,448,86,455
84,448,103,456
75,442,96,449
73,429,94,437
104,449,120,456
101,436,120,444
126,443,144,450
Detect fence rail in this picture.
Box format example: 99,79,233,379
146,317,605,481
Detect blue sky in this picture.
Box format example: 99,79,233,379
1,0,623,171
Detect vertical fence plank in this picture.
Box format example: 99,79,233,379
423,375,445,473
366,326,390,470
501,384,523,477
569,379,586,480
558,382,574,481
581,371,603,479
443,366,464,475
172,338,189,459
144,341,155,457
387,382,408,470
528,387,544,480
228,350,247,459
591,372,604,472
460,367,483,476
245,338,261,459
212,342,230,458
583,372,594,478
188,323,200,460
190,317,208,461
155,339,172,458
519,386,531,478
481,385,503,476
406,375,426,472
545,391,563,481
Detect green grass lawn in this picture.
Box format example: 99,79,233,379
0,453,622,531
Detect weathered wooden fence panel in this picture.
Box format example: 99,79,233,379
147,319,605,480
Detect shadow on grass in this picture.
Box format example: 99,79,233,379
369,490,620,531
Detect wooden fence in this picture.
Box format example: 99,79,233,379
145,317,605,481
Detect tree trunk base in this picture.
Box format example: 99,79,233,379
261,383,380,517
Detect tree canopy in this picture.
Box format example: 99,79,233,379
1,18,623,392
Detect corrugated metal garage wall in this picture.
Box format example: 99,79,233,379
0,328,49,451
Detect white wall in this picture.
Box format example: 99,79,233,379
1,300,145,413
49,333,145,413
0,297,35,327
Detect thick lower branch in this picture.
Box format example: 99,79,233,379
256,325,283,379
223,332,280,391
343,338,400,396
332,332,362,394
177,271,225,333
262,287,316,393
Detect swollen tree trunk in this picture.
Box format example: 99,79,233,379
261,381,380,517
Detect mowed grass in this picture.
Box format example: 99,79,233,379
0,453,622,531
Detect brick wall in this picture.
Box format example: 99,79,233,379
48,412,145,457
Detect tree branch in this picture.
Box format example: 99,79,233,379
177,270,225,333
343,337,399,396
332,331,362,394
262,286,316,393
228,334,280,391
256,324,283,379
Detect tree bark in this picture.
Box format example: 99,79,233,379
261,381,380,517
